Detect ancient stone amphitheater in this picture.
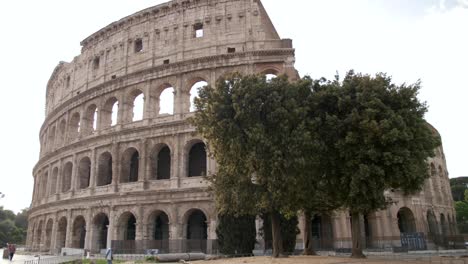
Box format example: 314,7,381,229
27,0,459,255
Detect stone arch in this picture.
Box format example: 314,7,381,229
58,119,67,146
83,104,98,134
44,219,54,251
101,97,119,128
36,220,44,250
91,213,109,252
56,217,67,250
69,112,81,140
40,172,48,199
150,144,171,180
50,167,58,195
97,151,113,186
72,216,86,249
440,213,449,237
157,83,175,115
62,162,73,192
78,157,91,189
188,77,208,112
427,209,440,244
48,125,56,150
147,210,170,240
184,209,208,253
310,213,334,250
125,89,145,122
397,207,416,233
117,212,137,240
259,67,280,82
120,147,140,183
186,140,207,177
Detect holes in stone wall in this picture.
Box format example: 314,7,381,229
132,92,144,122
227,47,236,53
93,57,100,70
78,157,91,189
62,162,73,192
121,148,139,183
194,23,204,38
97,152,113,186
188,142,207,177
189,81,208,112
163,59,170,65
134,38,143,53
159,87,174,115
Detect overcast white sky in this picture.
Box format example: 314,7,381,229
0,0,466,213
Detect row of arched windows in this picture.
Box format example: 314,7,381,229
30,208,208,252
41,80,208,154
427,162,450,204
35,142,207,201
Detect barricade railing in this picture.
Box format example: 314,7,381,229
23,254,82,264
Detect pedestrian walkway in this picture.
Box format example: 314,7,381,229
0,249,36,264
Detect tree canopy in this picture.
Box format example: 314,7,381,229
191,71,439,258
0,207,29,246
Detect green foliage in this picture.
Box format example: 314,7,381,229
0,207,28,245
450,177,468,202
455,201,468,233
309,71,440,213
261,213,299,254
216,214,256,255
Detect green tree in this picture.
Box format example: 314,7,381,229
191,74,317,257
310,71,440,257
455,201,468,233
450,177,468,202
216,214,256,255
261,213,300,254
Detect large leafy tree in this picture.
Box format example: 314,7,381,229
0,207,28,245
191,74,318,257
310,71,440,257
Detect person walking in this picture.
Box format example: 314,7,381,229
7,243,16,261
105,247,113,264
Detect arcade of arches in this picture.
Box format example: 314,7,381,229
29,204,457,253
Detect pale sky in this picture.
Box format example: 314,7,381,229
0,0,466,213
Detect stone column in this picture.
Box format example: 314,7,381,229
84,209,93,251
107,207,116,248
90,148,97,190
136,206,144,241
65,210,73,248
111,143,120,192
71,154,78,194
50,214,59,254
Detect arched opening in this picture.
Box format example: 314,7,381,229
72,216,86,249
186,209,207,253
48,126,56,150
56,217,67,250
92,213,109,252
97,152,113,186
427,210,439,243
83,104,98,134
311,214,334,250
117,212,136,241
45,219,53,251
148,211,170,253
159,86,174,115
58,120,66,146
78,157,91,189
151,145,171,180
132,91,144,122
188,142,206,177
440,213,449,238
62,162,73,192
101,97,119,128
36,221,43,250
69,112,81,140
397,207,416,233
121,148,139,183
41,172,48,199
189,80,208,112
50,167,58,196
430,163,441,203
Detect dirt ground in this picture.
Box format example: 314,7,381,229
191,255,468,264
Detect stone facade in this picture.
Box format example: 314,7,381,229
27,0,456,254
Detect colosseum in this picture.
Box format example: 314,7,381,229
27,0,459,255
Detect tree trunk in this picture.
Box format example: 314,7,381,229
351,211,366,258
303,211,317,255
271,211,284,258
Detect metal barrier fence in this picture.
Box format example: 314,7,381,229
23,254,82,264
111,239,219,254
